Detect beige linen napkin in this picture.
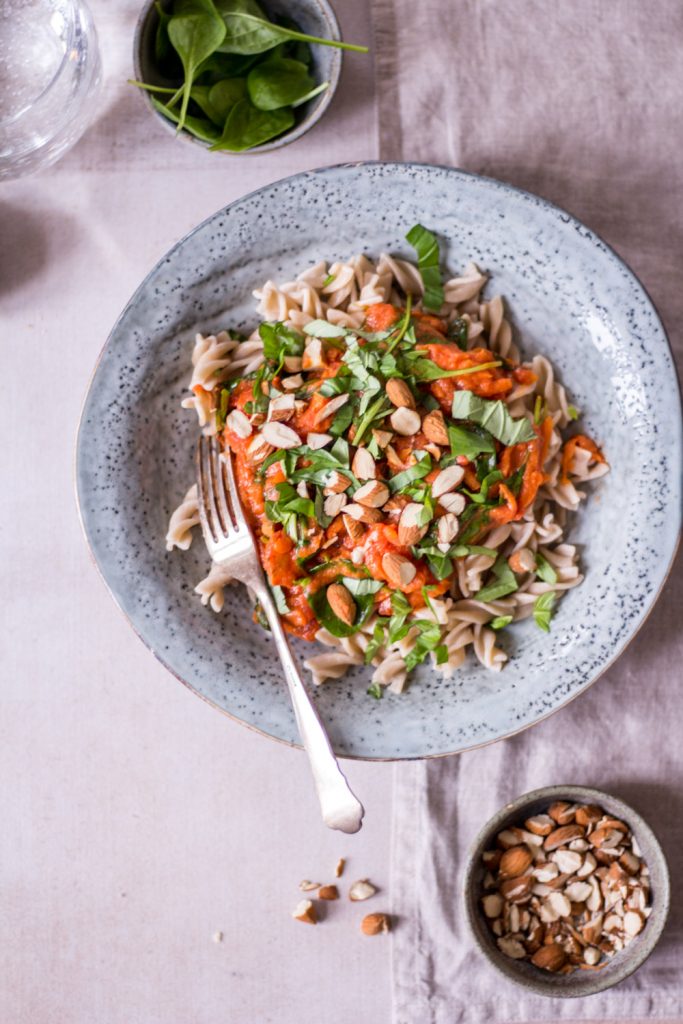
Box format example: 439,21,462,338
371,1,683,1020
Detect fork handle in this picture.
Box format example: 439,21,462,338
256,585,365,834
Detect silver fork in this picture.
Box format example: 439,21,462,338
196,436,364,834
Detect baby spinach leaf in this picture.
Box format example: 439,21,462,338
535,553,558,585
154,1,173,64
533,591,557,632
475,554,519,603
291,80,329,107
190,83,222,123
367,681,383,699
208,76,247,119
168,0,227,132
150,97,220,142
405,224,444,312
364,620,389,664
451,391,536,446
342,578,384,598
404,620,444,672
389,455,433,494
489,614,513,630
259,321,303,366
195,49,260,81
214,0,369,55
247,56,315,111
210,97,294,149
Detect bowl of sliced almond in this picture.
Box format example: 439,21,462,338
463,785,670,996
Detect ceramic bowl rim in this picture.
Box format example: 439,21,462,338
462,783,672,996
75,160,682,762
131,0,343,154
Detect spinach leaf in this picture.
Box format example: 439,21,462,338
208,76,247,119
367,682,383,700
214,0,369,55
342,578,384,597
475,554,519,603
189,83,222,123
451,390,536,446
154,1,174,65
168,0,227,132
535,553,558,585
247,56,315,110
195,49,260,80
364,620,389,664
388,590,412,643
210,97,294,150
307,583,375,637
150,96,220,141
291,80,329,108
389,455,432,494
405,224,444,312
533,591,557,632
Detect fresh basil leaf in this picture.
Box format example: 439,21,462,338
270,584,290,614
404,619,444,671
364,620,388,664
533,591,557,632
405,224,444,312
302,319,347,339
451,391,536,445
342,577,384,597
329,400,355,437
567,404,580,420
259,321,304,365
475,554,519,602
448,423,496,461
535,553,558,585
387,590,411,643
389,457,432,494
489,614,513,630
210,97,294,150
307,584,375,637
367,681,383,699
314,487,333,528
404,355,501,382
448,317,469,350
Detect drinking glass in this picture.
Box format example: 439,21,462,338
0,0,101,180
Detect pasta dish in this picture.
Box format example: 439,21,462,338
166,226,608,696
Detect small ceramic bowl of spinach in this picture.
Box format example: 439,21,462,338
132,0,365,153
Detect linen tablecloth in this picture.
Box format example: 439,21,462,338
372,2,683,1021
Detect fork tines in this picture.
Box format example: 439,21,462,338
196,436,241,543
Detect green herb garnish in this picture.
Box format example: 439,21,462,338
535,553,558,585
533,591,557,632
451,391,536,446
405,224,444,312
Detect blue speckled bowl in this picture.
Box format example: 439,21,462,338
75,162,682,760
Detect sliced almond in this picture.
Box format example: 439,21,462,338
546,891,572,918
299,880,320,892
324,493,347,517
423,442,442,461
386,378,415,409
577,853,597,878
390,407,421,436
361,913,390,936
482,893,504,918
372,428,393,450
292,899,317,924
575,804,603,827
531,942,566,972
261,421,301,449
583,946,601,966
497,828,528,850
324,471,352,494
352,447,377,480
349,879,377,902
334,857,345,878
590,828,624,849
438,492,466,514
398,502,429,546
565,881,593,903
525,815,555,837
318,885,339,901
422,409,449,445
385,444,405,473
302,338,325,370
267,393,296,422
497,936,527,960
354,480,390,508
551,849,583,875
225,408,252,438
508,548,537,574
314,394,349,426
619,851,641,876
532,862,559,883
382,552,417,588
307,432,332,450
437,513,460,546
281,373,304,391
284,355,303,372
327,583,356,626
431,464,465,498
246,433,272,462
343,514,365,542
342,503,383,525
500,846,534,878
500,875,532,904
623,910,644,937
544,824,584,851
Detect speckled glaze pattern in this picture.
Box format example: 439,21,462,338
76,162,682,760
463,785,671,996
133,0,342,154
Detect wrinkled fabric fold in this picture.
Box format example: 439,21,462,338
373,1,683,1020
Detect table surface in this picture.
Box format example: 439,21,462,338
0,3,396,1022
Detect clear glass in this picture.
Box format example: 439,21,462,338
0,0,102,180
